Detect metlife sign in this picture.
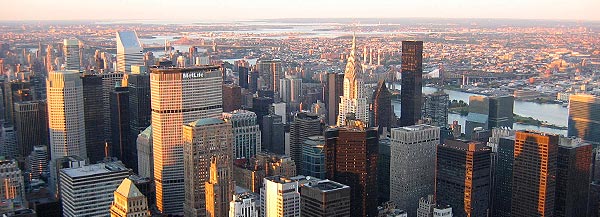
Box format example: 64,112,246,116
182,72,205,79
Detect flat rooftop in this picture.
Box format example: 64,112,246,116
61,161,128,178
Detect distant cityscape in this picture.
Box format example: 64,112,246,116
0,18,598,217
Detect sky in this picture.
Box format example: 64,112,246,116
2,0,600,21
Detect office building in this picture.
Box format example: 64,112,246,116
422,90,449,128
261,114,285,155
372,80,393,133
400,41,423,127
325,118,378,217
465,95,514,138
377,138,391,204
290,112,321,172
555,137,592,217
229,193,258,217
390,125,439,216
182,118,233,217
127,73,151,159
223,110,261,159
110,86,132,168
416,195,435,217
109,178,150,217
14,100,48,158
150,66,223,214
491,136,515,217
279,76,302,103
233,153,296,193
0,126,18,159
326,73,344,125
238,66,249,89
59,161,130,217
511,131,558,217
257,59,283,92
251,96,273,127
0,159,26,211
47,70,86,160
116,31,144,73
436,140,491,217
260,176,301,217
300,179,351,217
568,94,600,145
63,39,80,71
102,73,125,145
433,205,453,217
223,84,242,112
337,35,369,126
136,126,152,179
27,145,48,181
301,136,326,179
82,74,106,163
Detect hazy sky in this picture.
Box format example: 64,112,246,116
2,0,600,21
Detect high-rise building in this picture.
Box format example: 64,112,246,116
110,86,132,168
555,137,592,217
223,110,261,159
290,112,321,172
14,100,48,158
47,70,86,160
326,73,344,125
63,39,80,71
436,139,491,217
301,136,326,179
261,114,285,155
260,176,302,217
127,73,151,158
511,131,558,217
257,59,283,92
136,126,153,178
109,178,151,217
325,118,378,217
390,125,439,216
337,35,369,126
377,138,391,204
223,84,242,112
433,205,453,217
568,94,600,145
182,118,233,217
300,179,351,217
116,31,144,73
81,74,106,163
102,73,125,145
422,90,449,128
465,95,514,138
230,193,258,217
251,96,273,127
400,41,423,127
233,152,297,193
238,66,249,89
417,195,435,217
27,145,49,181
59,161,130,217
0,159,26,211
0,126,18,159
491,136,515,217
279,76,302,103
372,80,393,133
150,66,223,214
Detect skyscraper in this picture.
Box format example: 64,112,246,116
63,39,80,71
223,84,242,112
59,161,130,217
136,126,153,179
257,59,283,92
102,73,125,144
222,110,261,159
488,95,514,129
422,90,449,127
325,118,378,217
14,100,48,158
372,80,393,133
27,145,48,181
300,179,351,217
238,66,249,89
229,193,258,217
279,76,302,103
491,136,515,217
290,112,321,172
568,94,600,145
511,131,558,217
436,139,491,217
377,138,391,204
261,114,285,155
110,86,132,168
81,74,106,163
260,176,302,217
183,118,233,217
555,137,592,217
127,72,151,156
465,95,514,138
337,35,369,126
302,136,326,179
151,66,223,214
47,70,86,160
390,125,439,216
116,31,144,73
400,41,423,127
326,73,344,125
109,178,151,217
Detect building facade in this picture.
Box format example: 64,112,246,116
422,91,449,128
568,94,600,145
222,110,261,159
337,35,369,126
400,41,423,127
229,193,258,217
302,136,326,179
555,137,592,217
260,176,301,217
290,112,321,172
300,179,351,217
109,178,150,217
116,31,144,73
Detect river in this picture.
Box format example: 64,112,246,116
391,85,568,135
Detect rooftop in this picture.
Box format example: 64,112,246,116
61,161,128,178
188,118,225,127
116,31,142,48
305,179,349,192
115,178,144,198
149,65,220,74
395,124,438,132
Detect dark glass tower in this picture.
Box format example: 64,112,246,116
436,139,491,217
289,112,321,172
14,100,48,158
372,80,392,133
326,73,344,125
110,86,131,169
400,41,423,127
491,136,515,217
238,66,249,89
511,131,558,217
568,94,600,145
82,74,106,163
223,84,242,112
325,119,378,217
127,73,151,155
555,138,592,217
261,114,285,155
